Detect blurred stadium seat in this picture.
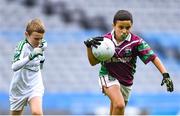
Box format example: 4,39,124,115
0,0,180,115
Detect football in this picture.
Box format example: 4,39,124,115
92,37,115,61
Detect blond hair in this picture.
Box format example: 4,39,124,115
26,18,45,35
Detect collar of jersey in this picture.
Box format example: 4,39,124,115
111,30,131,46
25,38,34,49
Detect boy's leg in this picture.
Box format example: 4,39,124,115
103,85,125,115
9,97,26,115
120,83,132,106
10,110,23,115
109,90,129,115
28,96,43,115
110,102,113,115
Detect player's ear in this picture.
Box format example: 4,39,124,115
25,31,28,36
25,32,29,37
112,23,116,29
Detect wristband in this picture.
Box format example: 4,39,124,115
162,73,170,78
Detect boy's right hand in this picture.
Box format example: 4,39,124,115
29,48,43,60
161,73,174,92
84,37,103,48
39,39,47,51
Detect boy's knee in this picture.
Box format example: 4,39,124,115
113,102,125,110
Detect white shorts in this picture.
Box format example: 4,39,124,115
98,75,132,102
9,92,43,111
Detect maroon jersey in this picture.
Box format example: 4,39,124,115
99,31,157,86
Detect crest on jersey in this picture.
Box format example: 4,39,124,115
124,48,132,56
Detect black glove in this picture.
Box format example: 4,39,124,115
161,73,174,92
84,37,103,48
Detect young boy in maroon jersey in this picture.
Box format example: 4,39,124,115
84,10,174,115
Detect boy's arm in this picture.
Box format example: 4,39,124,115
12,48,43,71
12,56,30,71
39,40,47,69
152,57,174,92
84,37,103,66
152,57,167,74
86,47,100,66
39,54,45,69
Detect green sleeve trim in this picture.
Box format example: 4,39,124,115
13,39,27,62
138,41,150,51
140,50,154,62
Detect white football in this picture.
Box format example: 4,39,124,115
92,37,115,61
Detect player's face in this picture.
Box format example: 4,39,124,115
113,20,132,41
26,32,44,48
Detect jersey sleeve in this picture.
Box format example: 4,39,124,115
137,39,157,64
12,41,30,71
13,41,26,63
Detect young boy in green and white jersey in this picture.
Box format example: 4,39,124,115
9,18,47,115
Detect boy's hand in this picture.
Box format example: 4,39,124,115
29,48,43,60
161,73,174,92
84,37,103,48
39,40,47,51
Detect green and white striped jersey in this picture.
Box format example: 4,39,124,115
9,39,44,97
